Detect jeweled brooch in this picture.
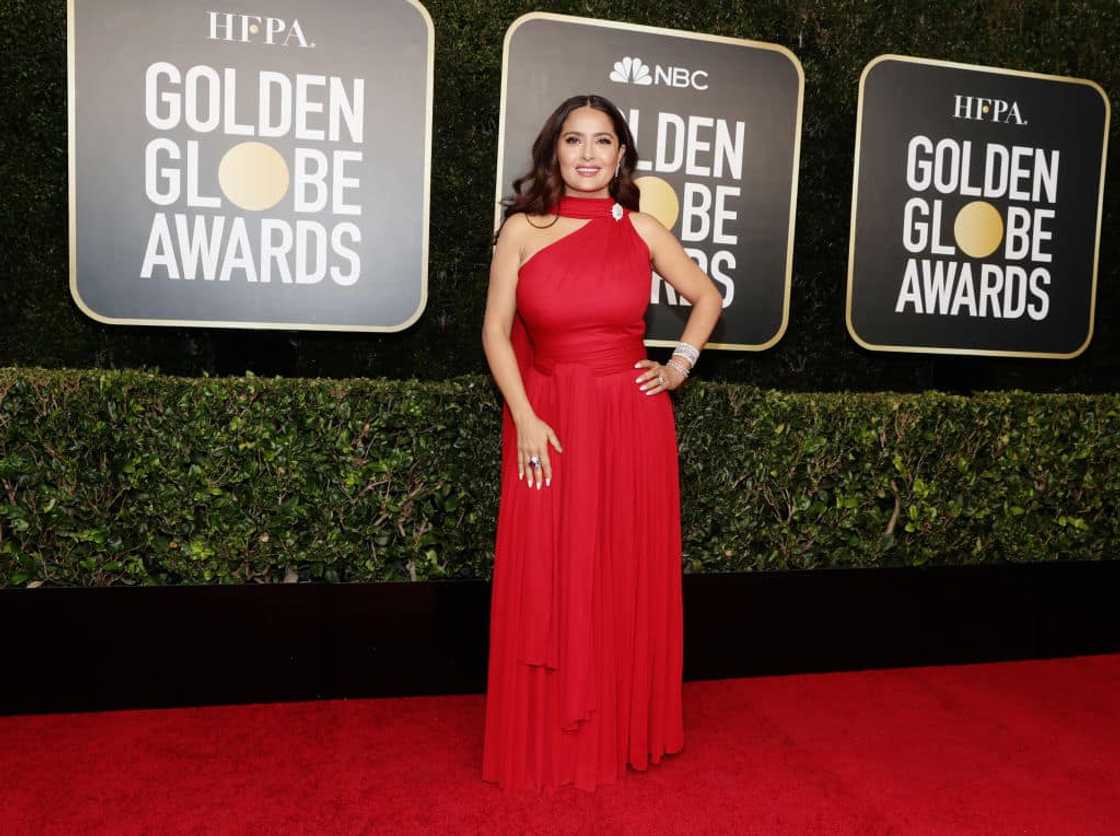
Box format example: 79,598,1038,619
611,202,623,221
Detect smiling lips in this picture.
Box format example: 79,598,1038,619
575,166,601,176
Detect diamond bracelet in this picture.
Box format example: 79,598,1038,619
672,340,700,367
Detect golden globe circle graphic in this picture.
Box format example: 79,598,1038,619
953,200,1004,259
217,142,290,211
634,176,679,230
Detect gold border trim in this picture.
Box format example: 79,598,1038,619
67,0,434,332
495,11,805,352
844,53,1111,359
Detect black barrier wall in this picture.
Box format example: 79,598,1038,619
0,0,1116,392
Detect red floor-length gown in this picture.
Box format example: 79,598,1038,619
482,193,685,792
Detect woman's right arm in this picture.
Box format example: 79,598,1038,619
481,215,563,488
481,214,536,426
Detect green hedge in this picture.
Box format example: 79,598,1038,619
0,0,1117,392
1,367,1115,588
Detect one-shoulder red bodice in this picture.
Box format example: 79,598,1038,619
507,194,652,382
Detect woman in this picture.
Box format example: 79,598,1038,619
480,93,723,792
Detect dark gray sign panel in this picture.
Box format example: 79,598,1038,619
497,12,804,351
847,54,1110,358
68,0,433,331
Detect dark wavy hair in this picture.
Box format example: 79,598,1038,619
493,93,640,243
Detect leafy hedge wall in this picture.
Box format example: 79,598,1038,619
2,367,1116,588
0,0,1117,392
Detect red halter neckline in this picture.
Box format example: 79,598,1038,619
553,193,625,219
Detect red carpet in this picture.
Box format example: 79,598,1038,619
2,654,1117,834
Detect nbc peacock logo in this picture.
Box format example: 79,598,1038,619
610,56,653,85
609,55,709,90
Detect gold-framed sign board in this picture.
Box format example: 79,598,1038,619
68,0,434,332
497,12,804,351
846,54,1110,358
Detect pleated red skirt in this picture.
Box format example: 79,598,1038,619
482,194,685,792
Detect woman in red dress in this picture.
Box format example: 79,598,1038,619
480,93,723,792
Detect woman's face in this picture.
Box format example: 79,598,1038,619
555,105,626,198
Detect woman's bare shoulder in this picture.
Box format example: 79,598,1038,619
626,210,669,259
627,210,668,234
495,212,528,246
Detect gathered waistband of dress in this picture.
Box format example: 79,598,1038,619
532,339,646,377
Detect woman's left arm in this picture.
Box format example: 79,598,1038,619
629,211,724,391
